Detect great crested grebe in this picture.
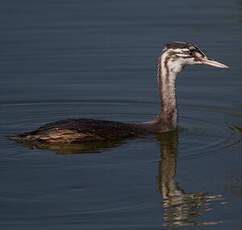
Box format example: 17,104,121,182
11,42,228,146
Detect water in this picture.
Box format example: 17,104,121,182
0,0,242,229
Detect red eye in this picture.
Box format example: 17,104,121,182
189,50,194,56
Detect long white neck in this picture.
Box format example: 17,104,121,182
158,54,178,130
147,53,179,132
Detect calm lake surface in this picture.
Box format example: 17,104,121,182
1,0,242,229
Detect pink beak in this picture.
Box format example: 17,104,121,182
199,57,229,68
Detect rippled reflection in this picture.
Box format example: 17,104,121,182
12,128,225,227
157,132,223,227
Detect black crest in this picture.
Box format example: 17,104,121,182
163,41,206,57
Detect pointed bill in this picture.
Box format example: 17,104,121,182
200,58,229,68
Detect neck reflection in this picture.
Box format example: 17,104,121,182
157,131,223,227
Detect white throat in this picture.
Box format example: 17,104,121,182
155,52,181,131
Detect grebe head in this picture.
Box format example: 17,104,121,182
161,42,228,75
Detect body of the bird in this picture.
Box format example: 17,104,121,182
10,42,228,151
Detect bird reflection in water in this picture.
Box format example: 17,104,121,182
18,131,224,227
157,132,224,227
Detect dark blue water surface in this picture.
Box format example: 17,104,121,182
1,0,242,229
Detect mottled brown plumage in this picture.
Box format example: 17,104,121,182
13,119,149,143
